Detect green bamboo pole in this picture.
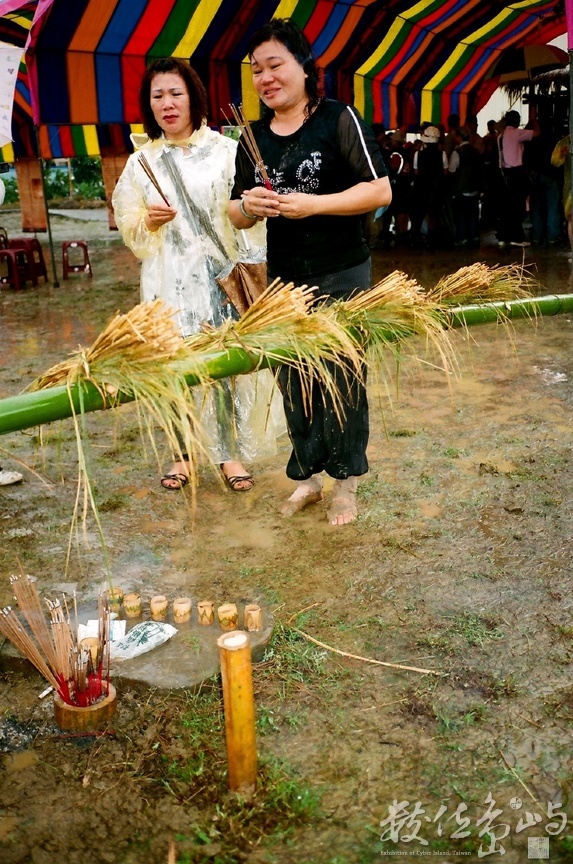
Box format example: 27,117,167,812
443,293,573,328
1,293,573,438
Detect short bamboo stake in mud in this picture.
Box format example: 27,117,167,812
123,593,141,619
197,601,214,625
173,597,191,623
217,630,257,795
150,595,168,621
218,603,239,631
244,604,262,631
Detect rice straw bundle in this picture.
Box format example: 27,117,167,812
0,573,111,707
186,277,366,420
428,263,535,306
29,299,185,393
15,261,535,537
26,300,209,535
322,270,456,380
229,103,272,189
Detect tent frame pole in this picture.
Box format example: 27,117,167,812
34,125,59,287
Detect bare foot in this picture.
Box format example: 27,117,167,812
160,460,190,490
280,475,323,517
220,461,254,492
328,477,358,526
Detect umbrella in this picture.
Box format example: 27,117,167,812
0,40,23,148
486,43,568,84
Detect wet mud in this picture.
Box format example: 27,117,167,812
0,208,572,862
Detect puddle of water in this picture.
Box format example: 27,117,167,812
0,815,18,841
136,518,181,534
2,750,38,773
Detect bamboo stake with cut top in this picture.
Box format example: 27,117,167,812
217,630,257,795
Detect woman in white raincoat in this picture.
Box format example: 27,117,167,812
113,58,280,492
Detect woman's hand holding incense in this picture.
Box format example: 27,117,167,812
145,203,177,232
275,191,318,219
241,187,280,218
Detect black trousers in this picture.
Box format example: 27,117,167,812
274,259,371,481
499,167,529,243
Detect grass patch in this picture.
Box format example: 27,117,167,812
389,428,418,437
119,684,323,861
417,612,505,655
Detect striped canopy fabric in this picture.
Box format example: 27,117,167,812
1,0,568,161
0,2,141,161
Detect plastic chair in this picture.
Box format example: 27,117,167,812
62,240,92,278
9,238,48,283
0,248,34,290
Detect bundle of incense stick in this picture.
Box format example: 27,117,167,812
0,573,111,707
138,151,171,206
229,103,272,189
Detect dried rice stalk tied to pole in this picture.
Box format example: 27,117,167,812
29,299,186,393
428,262,535,305
186,277,365,422
1,262,539,509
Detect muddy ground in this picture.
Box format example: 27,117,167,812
1,207,573,863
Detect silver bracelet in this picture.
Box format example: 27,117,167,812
239,198,260,221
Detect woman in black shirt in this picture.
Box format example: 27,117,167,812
229,18,391,525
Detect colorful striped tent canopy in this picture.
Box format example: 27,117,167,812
0,2,141,161
1,0,568,162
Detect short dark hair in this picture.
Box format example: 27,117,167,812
139,57,208,140
504,110,521,128
248,18,321,117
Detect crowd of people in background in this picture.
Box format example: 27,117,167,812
366,109,571,254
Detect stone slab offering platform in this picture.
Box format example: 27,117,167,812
0,595,274,692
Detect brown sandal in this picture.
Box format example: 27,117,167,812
223,473,254,492
160,473,188,491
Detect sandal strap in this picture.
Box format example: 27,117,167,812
226,474,254,489
161,473,188,489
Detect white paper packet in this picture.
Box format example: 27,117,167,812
109,621,177,661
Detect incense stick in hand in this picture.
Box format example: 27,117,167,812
138,152,171,206
229,103,272,190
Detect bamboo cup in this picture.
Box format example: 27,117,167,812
150,595,168,621
106,587,123,613
54,682,117,733
243,604,262,632
123,592,141,618
173,597,191,623
218,603,238,631
80,636,99,665
217,631,257,794
197,601,214,625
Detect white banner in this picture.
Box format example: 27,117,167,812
0,41,24,148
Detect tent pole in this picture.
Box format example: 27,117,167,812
569,54,573,287
34,125,59,287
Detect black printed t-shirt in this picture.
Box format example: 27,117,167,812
231,98,388,283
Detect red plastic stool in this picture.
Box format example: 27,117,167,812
0,248,32,290
62,240,92,278
9,238,47,283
